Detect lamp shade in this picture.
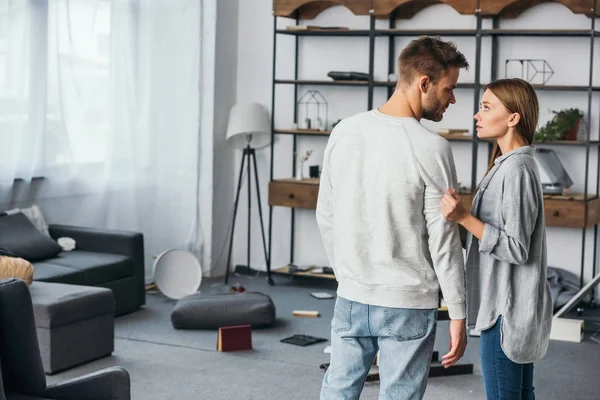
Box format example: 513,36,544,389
226,102,271,149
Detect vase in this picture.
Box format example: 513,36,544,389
296,163,304,180
565,119,581,141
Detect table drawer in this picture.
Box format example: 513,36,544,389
269,180,319,209
459,193,600,229
544,198,600,229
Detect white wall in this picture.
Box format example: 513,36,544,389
233,1,600,292
211,0,239,277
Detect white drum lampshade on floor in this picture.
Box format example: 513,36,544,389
224,102,272,285
153,249,202,299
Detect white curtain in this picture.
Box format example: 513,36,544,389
0,0,207,281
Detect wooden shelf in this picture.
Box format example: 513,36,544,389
274,130,599,146
482,29,600,37
275,79,368,86
274,129,331,136
377,29,478,36
535,140,600,146
277,29,373,36
278,28,600,38
275,80,600,92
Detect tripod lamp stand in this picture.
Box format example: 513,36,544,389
224,103,271,285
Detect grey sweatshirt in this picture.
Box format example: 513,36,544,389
316,109,466,319
466,146,553,364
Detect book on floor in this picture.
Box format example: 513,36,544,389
310,292,335,299
281,334,328,347
217,325,252,352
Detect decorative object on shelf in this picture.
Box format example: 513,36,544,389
535,108,584,142
534,149,574,195
438,128,470,135
309,165,320,178
298,90,328,131
296,150,313,180
285,25,349,31
224,102,271,285
327,71,369,81
504,59,554,85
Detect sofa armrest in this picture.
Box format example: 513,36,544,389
48,224,145,307
42,366,130,400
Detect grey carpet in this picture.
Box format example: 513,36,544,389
46,275,600,400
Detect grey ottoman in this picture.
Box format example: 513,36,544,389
171,292,276,329
29,282,114,374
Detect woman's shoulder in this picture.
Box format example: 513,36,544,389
499,151,538,178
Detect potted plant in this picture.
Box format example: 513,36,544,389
535,108,584,142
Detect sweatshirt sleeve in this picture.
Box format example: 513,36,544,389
479,167,538,265
419,141,466,320
316,138,335,270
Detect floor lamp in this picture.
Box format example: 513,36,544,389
224,103,271,285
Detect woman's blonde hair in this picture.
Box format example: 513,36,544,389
482,78,539,177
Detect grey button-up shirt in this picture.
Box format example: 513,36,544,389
466,146,553,364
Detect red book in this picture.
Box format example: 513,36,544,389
217,325,252,352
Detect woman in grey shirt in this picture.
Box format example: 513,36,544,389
440,78,553,400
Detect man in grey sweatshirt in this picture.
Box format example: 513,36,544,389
317,36,469,400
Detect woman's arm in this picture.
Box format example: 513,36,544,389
440,190,484,239
441,168,539,266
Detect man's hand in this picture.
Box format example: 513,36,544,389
440,189,468,224
442,319,467,368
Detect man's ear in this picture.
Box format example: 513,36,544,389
508,112,520,127
418,76,430,94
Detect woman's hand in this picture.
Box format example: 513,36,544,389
440,189,469,224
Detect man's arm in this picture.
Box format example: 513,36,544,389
316,141,335,270
419,141,467,368
420,142,466,320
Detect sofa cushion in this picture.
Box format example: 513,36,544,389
32,262,84,285
0,256,34,286
44,251,133,285
0,213,62,262
29,281,114,328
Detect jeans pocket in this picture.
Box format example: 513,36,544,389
384,308,431,341
331,297,352,333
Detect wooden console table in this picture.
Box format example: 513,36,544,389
269,179,600,229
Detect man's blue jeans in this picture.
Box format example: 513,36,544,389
480,316,535,400
320,296,437,400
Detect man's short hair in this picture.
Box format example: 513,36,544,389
398,36,469,86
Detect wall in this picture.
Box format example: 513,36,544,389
211,0,239,277
234,0,600,293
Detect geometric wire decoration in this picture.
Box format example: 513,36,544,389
504,59,554,85
297,90,328,131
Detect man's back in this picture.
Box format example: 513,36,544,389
316,109,465,319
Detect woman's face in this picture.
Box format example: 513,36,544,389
474,89,513,140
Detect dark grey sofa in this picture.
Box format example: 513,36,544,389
0,278,130,400
34,225,146,316
0,212,145,316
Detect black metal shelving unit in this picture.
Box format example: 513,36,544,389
267,1,600,306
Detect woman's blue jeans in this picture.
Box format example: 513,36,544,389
480,316,535,400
